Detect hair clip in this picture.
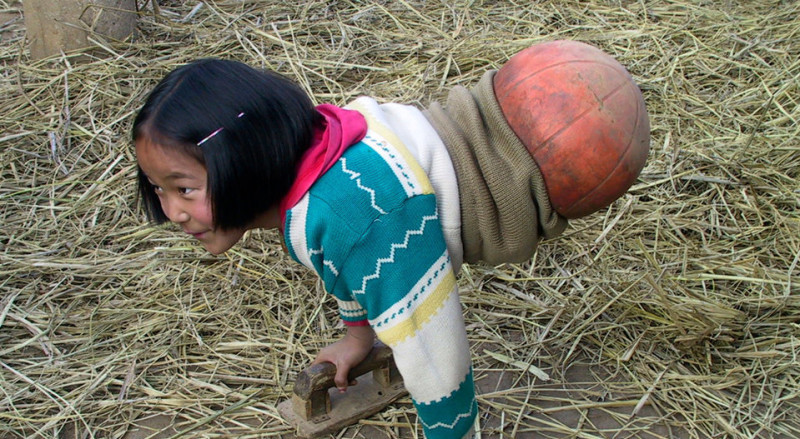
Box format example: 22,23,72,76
197,112,245,146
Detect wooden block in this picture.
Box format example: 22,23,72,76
22,0,136,59
278,370,407,438
278,341,408,438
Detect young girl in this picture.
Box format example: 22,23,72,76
134,58,478,439
134,48,647,438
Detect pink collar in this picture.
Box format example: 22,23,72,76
279,104,367,228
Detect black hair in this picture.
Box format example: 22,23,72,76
133,58,321,229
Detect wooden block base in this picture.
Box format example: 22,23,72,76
278,371,408,438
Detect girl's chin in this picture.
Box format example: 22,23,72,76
197,231,245,255
202,241,232,255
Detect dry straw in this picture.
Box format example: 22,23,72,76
1,1,798,438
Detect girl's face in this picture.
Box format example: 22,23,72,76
135,138,245,255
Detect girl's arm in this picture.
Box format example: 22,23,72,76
338,197,477,439
282,136,476,438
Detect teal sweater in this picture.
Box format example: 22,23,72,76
283,99,476,438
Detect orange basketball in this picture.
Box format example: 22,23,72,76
494,40,650,219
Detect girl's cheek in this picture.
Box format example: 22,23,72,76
196,202,215,225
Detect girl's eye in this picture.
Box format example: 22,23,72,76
148,180,163,193
179,187,195,195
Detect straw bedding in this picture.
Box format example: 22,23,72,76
1,1,798,438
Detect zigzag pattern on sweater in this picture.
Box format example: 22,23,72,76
420,398,477,430
340,157,386,215
308,247,339,276
371,253,450,329
352,211,439,296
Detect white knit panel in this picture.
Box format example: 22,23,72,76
384,284,471,404
286,194,312,270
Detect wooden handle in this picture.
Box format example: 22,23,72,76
293,340,394,400
290,340,402,421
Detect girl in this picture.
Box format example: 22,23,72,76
134,58,478,439
134,48,645,438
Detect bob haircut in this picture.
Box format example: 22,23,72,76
133,58,321,230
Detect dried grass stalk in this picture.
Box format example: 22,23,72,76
1,1,798,438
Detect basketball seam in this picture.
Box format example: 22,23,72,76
565,83,644,216
537,77,631,149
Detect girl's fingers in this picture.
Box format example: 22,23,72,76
334,366,350,392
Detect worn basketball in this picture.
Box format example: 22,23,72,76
494,40,650,219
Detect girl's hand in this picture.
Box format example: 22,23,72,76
312,325,376,392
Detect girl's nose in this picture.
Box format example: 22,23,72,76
162,198,190,223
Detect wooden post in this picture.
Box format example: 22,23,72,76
22,0,136,60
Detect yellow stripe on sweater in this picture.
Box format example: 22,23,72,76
347,100,434,195
374,270,457,346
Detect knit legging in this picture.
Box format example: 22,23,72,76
425,70,567,265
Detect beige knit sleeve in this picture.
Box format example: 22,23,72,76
424,71,567,265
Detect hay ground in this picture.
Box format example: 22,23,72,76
1,1,799,438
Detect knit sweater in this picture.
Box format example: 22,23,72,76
283,97,476,438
